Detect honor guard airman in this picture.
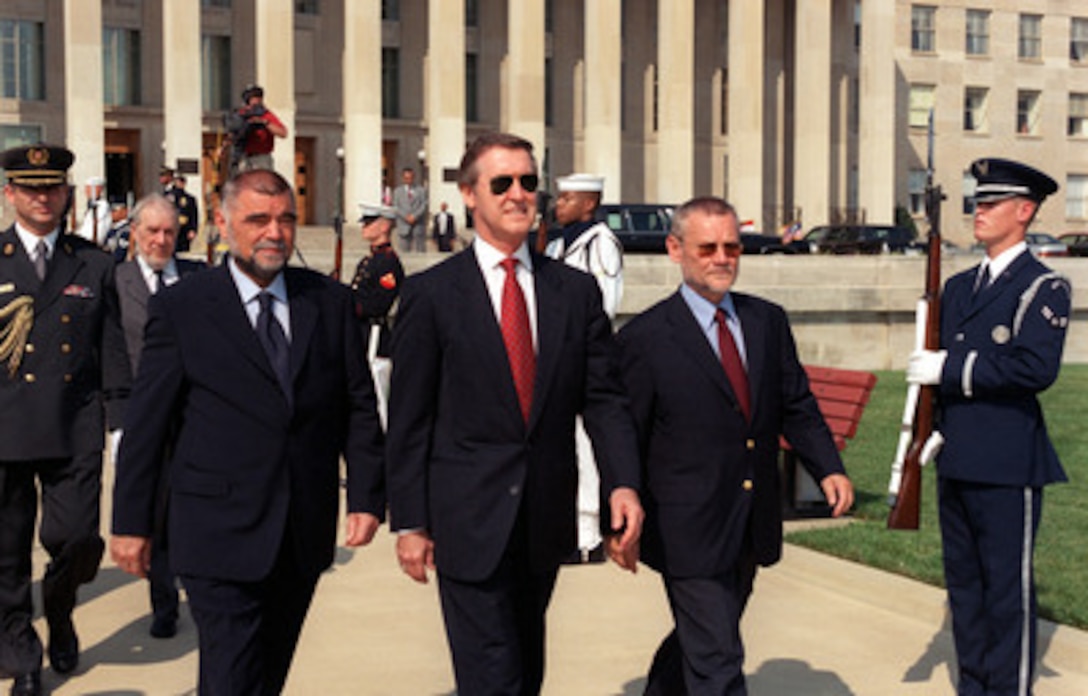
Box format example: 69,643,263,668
0,143,130,696
907,157,1069,696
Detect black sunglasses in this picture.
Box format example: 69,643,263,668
489,174,539,196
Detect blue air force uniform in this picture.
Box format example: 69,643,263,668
932,158,1068,696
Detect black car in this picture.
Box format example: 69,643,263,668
741,233,793,255
1058,233,1088,257
595,204,674,253
788,224,916,254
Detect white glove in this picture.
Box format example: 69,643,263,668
920,430,944,466
906,349,947,386
108,429,123,464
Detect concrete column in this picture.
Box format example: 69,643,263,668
657,0,694,204
505,0,545,156
343,1,383,209
427,0,465,215
727,0,764,224
859,0,896,223
254,0,295,180
162,1,203,210
63,0,105,210
584,0,622,202
794,0,832,227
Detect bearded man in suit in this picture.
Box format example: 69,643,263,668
110,169,384,695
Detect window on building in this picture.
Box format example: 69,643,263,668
544,58,553,127
963,170,977,215
0,20,45,100
908,169,926,216
295,1,318,14
1070,93,1088,136
465,0,478,28
1072,18,1088,62
909,84,935,128
964,87,988,132
201,0,231,7
545,0,554,33
1017,90,1040,135
466,53,478,123
911,5,936,53
202,35,231,111
382,0,399,21
0,124,42,152
382,48,399,118
103,27,141,106
1067,175,1088,219
1019,14,1042,59
966,9,989,56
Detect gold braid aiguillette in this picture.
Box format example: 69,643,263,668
0,296,34,377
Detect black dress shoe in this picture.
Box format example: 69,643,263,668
8,670,41,696
149,616,177,639
48,619,79,674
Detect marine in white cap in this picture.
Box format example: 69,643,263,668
546,173,624,563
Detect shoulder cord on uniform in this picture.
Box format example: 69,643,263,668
0,296,34,377
1012,271,1071,337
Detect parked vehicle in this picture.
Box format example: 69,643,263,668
741,233,793,254
1058,232,1088,257
595,204,674,253
1025,232,1068,258
788,224,917,255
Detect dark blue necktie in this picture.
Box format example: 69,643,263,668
257,292,292,405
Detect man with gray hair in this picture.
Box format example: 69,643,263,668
113,193,205,639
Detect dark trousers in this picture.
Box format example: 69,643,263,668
180,536,319,696
646,551,758,696
148,544,178,625
0,453,104,677
437,514,559,696
940,477,1042,696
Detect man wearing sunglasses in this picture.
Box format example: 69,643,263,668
617,196,853,695
386,131,643,695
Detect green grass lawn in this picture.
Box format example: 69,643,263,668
786,364,1088,630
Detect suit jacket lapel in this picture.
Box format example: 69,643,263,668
118,262,150,317
203,265,280,385
285,270,317,389
962,252,1033,321
665,292,736,405
35,236,84,315
452,250,526,425
529,255,566,429
734,295,764,418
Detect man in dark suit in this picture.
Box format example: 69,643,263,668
110,169,385,695
907,159,1069,696
386,131,644,696
617,197,854,695
114,193,204,640
430,201,457,252
167,175,199,254
0,144,130,696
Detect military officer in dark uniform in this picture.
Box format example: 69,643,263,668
908,158,1069,696
0,144,130,695
350,203,404,357
168,175,199,254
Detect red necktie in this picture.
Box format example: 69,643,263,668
500,258,535,423
716,308,750,421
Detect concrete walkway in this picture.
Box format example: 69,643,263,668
17,517,1088,695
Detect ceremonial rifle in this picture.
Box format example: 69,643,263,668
888,110,943,530
331,147,345,281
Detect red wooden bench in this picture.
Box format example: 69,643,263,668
780,365,878,517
